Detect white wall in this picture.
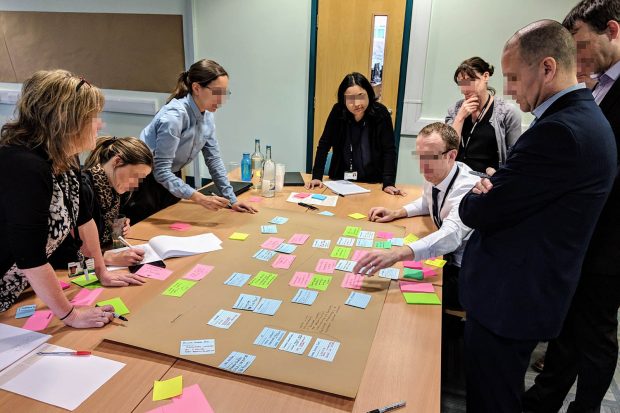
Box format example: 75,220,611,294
191,0,311,177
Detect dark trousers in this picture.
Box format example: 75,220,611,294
522,273,620,413
120,172,181,224
465,316,538,413
443,263,462,311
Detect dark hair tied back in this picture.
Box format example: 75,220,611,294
167,59,228,104
453,56,496,95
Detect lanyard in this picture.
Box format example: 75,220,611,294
461,95,492,150
433,166,460,228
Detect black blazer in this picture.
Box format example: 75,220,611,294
458,88,617,340
311,103,397,188
581,78,620,276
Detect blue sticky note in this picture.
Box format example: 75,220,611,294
15,304,36,319
224,272,252,287
318,211,335,216
356,238,373,248
311,194,327,201
270,216,289,225
254,327,287,348
390,238,404,246
261,225,278,234
253,249,277,261
275,243,297,254
345,291,372,309
253,298,282,316
291,288,318,305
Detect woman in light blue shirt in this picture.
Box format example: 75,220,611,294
122,59,257,222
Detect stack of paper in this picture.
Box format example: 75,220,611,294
323,180,371,196
0,323,51,371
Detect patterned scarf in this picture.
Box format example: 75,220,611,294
89,164,120,246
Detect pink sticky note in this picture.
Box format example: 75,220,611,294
272,254,296,269
351,250,368,262
315,258,337,274
293,193,311,199
399,281,435,293
423,268,437,277
261,237,285,250
249,196,263,203
377,231,394,239
23,310,53,331
170,222,192,231
59,280,70,290
70,288,104,306
403,260,424,269
136,264,173,280
289,272,312,287
289,233,310,245
182,264,214,281
341,273,364,290
171,384,214,413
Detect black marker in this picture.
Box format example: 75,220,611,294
298,202,318,211
469,170,492,179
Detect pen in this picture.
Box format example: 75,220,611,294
37,351,91,356
95,305,128,321
366,400,406,413
117,236,136,251
298,202,318,211
469,170,492,179
210,192,233,209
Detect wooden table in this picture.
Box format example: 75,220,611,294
0,178,443,412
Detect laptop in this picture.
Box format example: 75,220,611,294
283,171,306,186
198,180,253,197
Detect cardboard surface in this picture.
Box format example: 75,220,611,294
108,207,404,398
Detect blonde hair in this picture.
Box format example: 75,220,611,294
84,136,153,170
0,69,104,173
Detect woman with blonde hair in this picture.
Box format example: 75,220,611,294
49,136,153,268
0,70,144,328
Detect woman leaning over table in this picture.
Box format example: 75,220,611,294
445,56,522,173
306,72,403,195
121,59,257,224
49,136,153,269
0,70,145,328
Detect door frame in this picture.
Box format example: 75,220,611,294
305,0,414,172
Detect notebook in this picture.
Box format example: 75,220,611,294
107,233,223,271
283,172,306,186
198,181,253,197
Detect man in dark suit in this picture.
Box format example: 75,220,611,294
523,2,620,412
458,20,617,412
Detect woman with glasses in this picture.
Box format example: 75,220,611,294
122,59,257,223
0,70,144,327
445,57,522,173
306,72,402,195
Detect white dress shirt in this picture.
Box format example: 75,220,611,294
402,161,478,266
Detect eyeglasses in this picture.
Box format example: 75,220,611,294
205,86,232,97
411,149,453,161
75,77,91,92
344,93,368,104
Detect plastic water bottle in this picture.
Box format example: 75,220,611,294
262,146,275,197
241,153,251,182
251,139,264,189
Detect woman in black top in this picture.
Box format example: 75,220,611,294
0,70,144,328
306,72,403,195
49,136,153,269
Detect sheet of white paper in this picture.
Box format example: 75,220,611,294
0,323,51,372
0,343,124,411
285,192,339,207
179,339,215,356
207,310,240,329
323,180,370,196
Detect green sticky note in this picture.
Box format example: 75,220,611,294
96,297,130,315
153,375,183,401
403,268,424,280
229,232,249,240
249,271,278,288
308,274,332,291
343,226,361,237
374,240,392,249
71,274,101,288
162,279,197,297
403,292,441,305
330,246,351,259
403,233,419,244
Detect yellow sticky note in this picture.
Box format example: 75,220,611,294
162,279,197,297
96,297,130,315
229,232,249,241
403,233,419,244
424,258,447,268
348,212,367,220
153,375,183,401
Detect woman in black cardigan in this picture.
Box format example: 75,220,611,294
306,72,403,195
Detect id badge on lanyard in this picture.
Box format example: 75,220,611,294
345,143,358,180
